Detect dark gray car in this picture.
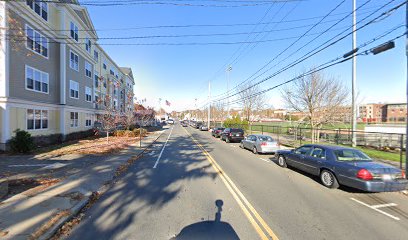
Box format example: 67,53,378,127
276,144,408,192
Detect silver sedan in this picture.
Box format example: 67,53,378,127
240,134,280,154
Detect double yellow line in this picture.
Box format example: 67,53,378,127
183,127,279,240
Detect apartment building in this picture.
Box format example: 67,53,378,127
0,0,135,150
385,103,407,123
359,103,386,123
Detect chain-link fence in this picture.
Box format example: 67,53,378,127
210,122,406,169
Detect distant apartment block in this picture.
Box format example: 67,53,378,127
359,103,406,123
0,0,135,150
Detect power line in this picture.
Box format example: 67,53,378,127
208,26,406,109
3,5,382,32
211,0,403,103
5,0,305,7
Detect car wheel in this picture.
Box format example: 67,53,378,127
253,147,258,154
277,155,287,168
320,170,339,189
240,142,244,149
226,138,230,143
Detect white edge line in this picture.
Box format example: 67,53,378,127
350,198,400,221
153,126,174,169
371,203,398,209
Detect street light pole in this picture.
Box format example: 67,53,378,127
351,0,358,147
209,82,211,127
226,66,232,119
405,1,408,178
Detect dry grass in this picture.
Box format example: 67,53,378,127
36,136,144,158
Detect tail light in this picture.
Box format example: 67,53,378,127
357,169,373,181
229,133,232,137
261,142,267,146
401,170,406,179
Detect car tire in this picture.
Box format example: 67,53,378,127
240,142,244,149
277,155,287,168
320,170,339,189
226,138,230,143
253,147,258,154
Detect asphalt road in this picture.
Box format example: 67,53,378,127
66,123,408,240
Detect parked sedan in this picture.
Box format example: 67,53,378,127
240,135,280,154
200,125,209,131
221,128,245,143
212,127,225,138
276,144,408,192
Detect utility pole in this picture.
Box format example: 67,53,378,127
226,66,232,119
208,81,211,129
405,1,408,178
351,0,358,147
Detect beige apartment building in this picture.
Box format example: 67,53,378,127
0,0,135,150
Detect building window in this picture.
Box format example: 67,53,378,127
85,61,92,78
70,80,79,99
85,113,92,127
26,25,48,58
85,37,92,53
94,71,99,88
70,112,79,127
27,109,48,130
26,0,48,21
70,51,79,71
85,87,92,102
103,61,107,70
94,50,99,62
70,22,79,42
25,65,49,93
110,68,115,76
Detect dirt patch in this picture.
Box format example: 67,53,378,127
49,192,101,240
1,178,60,201
29,209,71,240
36,136,146,158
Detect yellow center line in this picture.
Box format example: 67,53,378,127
183,127,279,240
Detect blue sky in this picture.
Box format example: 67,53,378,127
83,0,407,111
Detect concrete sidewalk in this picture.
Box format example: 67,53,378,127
0,129,166,240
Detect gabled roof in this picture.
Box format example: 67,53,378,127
62,0,98,39
120,67,134,80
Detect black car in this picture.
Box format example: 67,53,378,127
181,121,188,127
196,122,203,129
221,128,245,143
212,127,225,138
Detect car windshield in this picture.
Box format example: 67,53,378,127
258,136,273,142
334,149,372,161
231,129,244,133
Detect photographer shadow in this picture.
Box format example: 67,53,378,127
171,200,240,240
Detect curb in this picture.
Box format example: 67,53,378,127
37,129,166,240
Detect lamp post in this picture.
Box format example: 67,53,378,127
351,0,358,147
226,66,232,119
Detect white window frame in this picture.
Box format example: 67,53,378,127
26,108,48,130
70,112,79,128
85,61,92,78
70,21,79,42
25,25,48,58
26,0,48,21
69,80,79,99
93,50,99,62
69,50,79,71
25,65,49,94
85,113,92,127
85,87,92,102
85,37,92,53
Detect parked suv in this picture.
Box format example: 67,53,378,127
221,128,245,143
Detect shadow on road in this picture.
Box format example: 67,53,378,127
65,128,221,239
171,199,239,240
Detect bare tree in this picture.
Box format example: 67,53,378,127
97,94,122,142
281,70,349,142
238,83,267,123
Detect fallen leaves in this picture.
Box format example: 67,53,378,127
0,230,9,237
29,209,71,240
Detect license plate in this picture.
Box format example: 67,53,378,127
235,134,240,136
382,174,392,181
